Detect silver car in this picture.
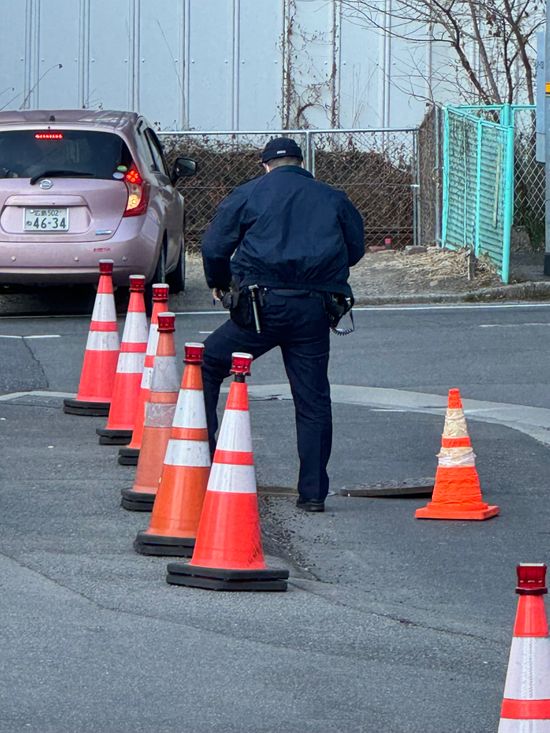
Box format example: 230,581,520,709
0,109,196,291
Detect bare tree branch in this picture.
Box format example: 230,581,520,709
340,0,542,105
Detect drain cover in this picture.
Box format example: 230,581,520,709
338,478,434,498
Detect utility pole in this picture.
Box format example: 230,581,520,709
545,14,550,274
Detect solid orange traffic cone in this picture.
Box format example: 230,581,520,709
415,388,499,520
63,260,119,416
118,283,170,466
498,564,550,731
166,353,289,591
134,343,210,556
121,312,179,512
96,275,148,445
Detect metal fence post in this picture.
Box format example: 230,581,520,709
474,121,483,257
308,130,316,176
441,108,450,247
501,124,515,283
434,105,442,245
304,129,312,173
412,129,419,246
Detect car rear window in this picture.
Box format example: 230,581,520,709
0,130,133,180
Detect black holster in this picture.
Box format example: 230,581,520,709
221,279,258,331
323,292,354,329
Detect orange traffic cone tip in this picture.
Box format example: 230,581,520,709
119,283,170,466
63,260,120,416
97,275,148,445
498,564,550,730
134,342,211,556
167,352,289,591
121,312,179,511
415,387,499,521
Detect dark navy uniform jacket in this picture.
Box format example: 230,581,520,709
201,165,364,297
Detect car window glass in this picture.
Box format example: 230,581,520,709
145,129,168,176
0,130,133,180
137,126,155,171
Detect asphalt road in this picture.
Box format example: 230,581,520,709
2,295,550,732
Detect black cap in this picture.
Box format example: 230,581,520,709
260,137,303,164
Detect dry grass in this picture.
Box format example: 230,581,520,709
350,247,502,298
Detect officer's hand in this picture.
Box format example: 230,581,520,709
212,288,223,302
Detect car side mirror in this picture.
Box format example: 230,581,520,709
172,157,197,181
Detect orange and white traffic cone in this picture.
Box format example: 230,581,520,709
134,343,210,556
415,388,499,520
121,312,180,512
118,283,170,466
498,563,550,731
166,353,289,591
96,275,148,445
63,260,119,416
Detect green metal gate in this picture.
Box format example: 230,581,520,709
442,106,515,283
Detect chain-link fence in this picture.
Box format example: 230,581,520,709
438,104,544,250
159,128,418,252
512,107,545,249
442,107,514,282
308,129,417,248
417,105,442,246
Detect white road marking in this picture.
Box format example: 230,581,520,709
0,334,61,339
198,331,213,335
479,323,550,328
370,408,408,412
352,303,550,312
174,311,227,316
23,334,61,339
174,302,550,316
0,390,75,401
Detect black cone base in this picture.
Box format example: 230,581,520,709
134,531,195,557
63,398,110,417
118,447,139,466
120,487,155,512
166,562,289,592
96,427,132,445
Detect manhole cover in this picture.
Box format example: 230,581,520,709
338,478,434,498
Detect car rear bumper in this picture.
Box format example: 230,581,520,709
0,219,159,286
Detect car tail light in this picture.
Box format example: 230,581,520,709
35,132,64,140
123,164,149,217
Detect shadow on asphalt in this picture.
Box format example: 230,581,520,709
0,287,98,317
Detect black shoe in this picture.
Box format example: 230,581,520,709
296,498,325,513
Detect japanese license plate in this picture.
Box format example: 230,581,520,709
24,208,69,232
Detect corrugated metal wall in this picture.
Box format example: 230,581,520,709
442,107,515,283
0,0,444,130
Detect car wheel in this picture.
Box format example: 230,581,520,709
145,244,167,315
152,244,167,284
166,240,186,293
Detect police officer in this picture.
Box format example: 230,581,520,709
201,137,364,512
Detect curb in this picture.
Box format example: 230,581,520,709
354,281,550,306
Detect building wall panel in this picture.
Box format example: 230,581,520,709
88,0,132,111
139,0,184,129
187,0,234,129
0,0,27,111
0,0,452,130
36,0,80,109
237,0,283,129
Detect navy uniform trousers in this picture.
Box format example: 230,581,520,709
202,289,332,503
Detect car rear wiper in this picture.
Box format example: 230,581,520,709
30,170,95,185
